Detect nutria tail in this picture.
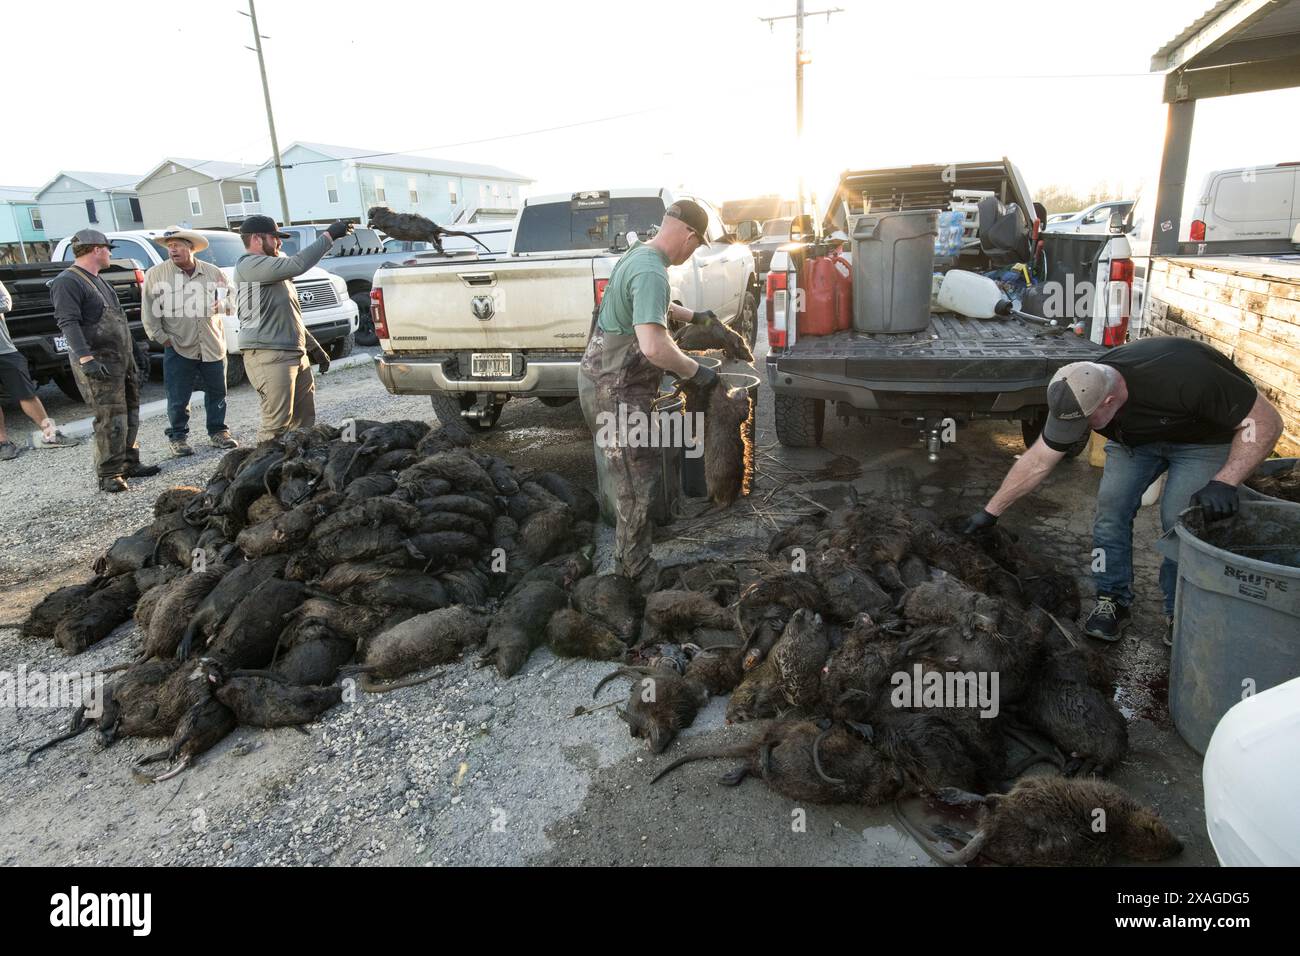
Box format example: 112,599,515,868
650,743,757,784
812,727,845,785
592,665,655,699
359,672,437,694
891,800,989,866
25,707,91,764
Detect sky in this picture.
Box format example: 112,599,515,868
6,0,1300,218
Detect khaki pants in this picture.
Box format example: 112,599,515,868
244,349,315,442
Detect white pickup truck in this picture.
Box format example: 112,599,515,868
371,188,761,429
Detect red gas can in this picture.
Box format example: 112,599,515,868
798,256,839,337
830,254,853,331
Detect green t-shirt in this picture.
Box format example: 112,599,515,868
597,242,671,335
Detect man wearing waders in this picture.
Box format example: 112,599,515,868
578,200,720,593
51,230,160,492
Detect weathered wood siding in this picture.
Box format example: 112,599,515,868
1144,256,1300,456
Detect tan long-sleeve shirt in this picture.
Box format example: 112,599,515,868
141,259,231,362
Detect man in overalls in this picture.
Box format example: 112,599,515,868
578,200,720,592
51,229,159,492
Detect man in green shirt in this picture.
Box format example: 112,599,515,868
578,200,720,591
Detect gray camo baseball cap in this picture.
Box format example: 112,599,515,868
1043,362,1111,446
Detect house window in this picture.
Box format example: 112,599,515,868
129,197,142,222
374,176,386,203
240,185,256,203
30,207,43,231
187,188,202,216
408,177,419,204
325,175,339,204
85,199,98,224
448,181,458,205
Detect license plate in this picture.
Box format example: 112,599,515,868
471,352,513,377
53,335,69,353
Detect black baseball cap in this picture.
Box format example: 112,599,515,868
1043,361,1111,446
666,200,710,246
239,214,292,239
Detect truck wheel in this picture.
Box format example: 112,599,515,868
1021,410,1086,459
226,354,247,387
775,394,824,448
53,370,86,403
431,393,502,431
352,291,379,346
736,290,758,351
329,332,356,359
538,397,574,408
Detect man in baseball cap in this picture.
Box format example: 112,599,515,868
664,200,710,247
961,338,1283,644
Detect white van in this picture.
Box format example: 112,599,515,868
1189,163,1300,248
52,229,359,385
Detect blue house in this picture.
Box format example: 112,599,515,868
0,185,50,264
253,142,531,225
35,171,144,242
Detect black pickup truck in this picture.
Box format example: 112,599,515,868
766,161,1135,458
0,260,149,403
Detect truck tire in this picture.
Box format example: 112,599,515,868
431,393,502,431
775,394,824,448
329,332,356,359
226,354,247,387
1021,409,1086,459
735,290,758,351
52,369,86,403
352,291,378,346
538,396,574,408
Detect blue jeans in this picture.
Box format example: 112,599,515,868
163,347,228,440
1093,439,1231,615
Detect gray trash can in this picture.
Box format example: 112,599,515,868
851,209,938,334
1157,501,1300,754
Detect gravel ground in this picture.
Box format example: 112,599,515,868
0,325,1217,867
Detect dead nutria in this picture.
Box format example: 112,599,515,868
20,580,102,639
898,777,1183,866
643,589,734,642
736,572,825,644
741,611,787,671
517,507,575,565
547,609,625,661
152,485,203,517
572,574,645,645
479,581,569,677
873,708,1006,796
398,450,498,498
93,527,156,577
414,422,473,457
245,493,285,526
684,644,744,696
672,319,754,363
178,554,289,659
701,381,753,508
825,501,915,567
908,523,1023,605
205,578,306,670
53,574,139,655
214,674,342,727
772,608,831,709
1015,648,1128,777
654,719,904,806
593,666,709,754
135,697,237,782
726,653,786,723
1246,462,1300,503
236,492,345,558
346,606,489,692
517,547,595,591
140,568,229,659
810,548,893,623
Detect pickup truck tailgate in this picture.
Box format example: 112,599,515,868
378,256,596,352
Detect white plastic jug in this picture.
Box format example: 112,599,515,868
1202,675,1300,866
935,269,1005,319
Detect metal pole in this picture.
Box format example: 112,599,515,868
796,0,805,222
247,0,291,224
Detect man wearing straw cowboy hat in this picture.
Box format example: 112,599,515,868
141,227,238,457
577,200,721,593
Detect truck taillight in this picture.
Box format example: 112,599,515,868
134,268,144,286
1190,219,1206,241
594,278,609,307
1104,258,1133,347
766,270,788,349
370,288,389,340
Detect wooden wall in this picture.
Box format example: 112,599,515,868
1144,256,1300,457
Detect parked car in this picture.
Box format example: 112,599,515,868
1041,199,1134,235
766,160,1134,455
1188,162,1300,251
371,187,761,430
750,217,793,276
0,258,149,402
52,229,358,386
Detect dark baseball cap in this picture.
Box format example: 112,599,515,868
1043,361,1111,446
70,228,113,247
239,214,291,238
666,200,710,246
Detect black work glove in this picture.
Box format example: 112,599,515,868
326,220,352,241
1190,480,1239,520
677,363,719,406
81,358,110,381
690,309,717,327
961,509,998,535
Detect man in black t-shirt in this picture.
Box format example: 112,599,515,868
962,337,1283,644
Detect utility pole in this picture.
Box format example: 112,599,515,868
241,0,291,224
760,2,842,225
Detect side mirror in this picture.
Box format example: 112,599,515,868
788,214,815,242
734,220,761,243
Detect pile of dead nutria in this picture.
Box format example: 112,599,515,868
590,497,1182,866
21,418,613,780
